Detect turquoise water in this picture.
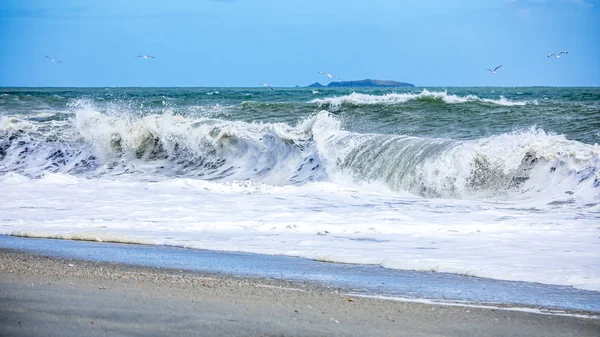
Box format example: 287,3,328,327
1,87,599,197
1,87,599,142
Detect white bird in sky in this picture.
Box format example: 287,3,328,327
44,55,62,63
318,71,333,78
486,65,502,74
136,55,155,59
258,83,274,90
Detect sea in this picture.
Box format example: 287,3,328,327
1,87,599,291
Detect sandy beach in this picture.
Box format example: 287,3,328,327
1,248,599,337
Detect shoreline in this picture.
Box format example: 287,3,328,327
1,235,600,313
1,248,599,337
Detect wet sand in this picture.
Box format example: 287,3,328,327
1,249,599,337
2,235,599,312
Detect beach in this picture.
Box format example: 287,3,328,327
1,87,599,292
1,87,599,336
2,247,599,337
3,0,599,334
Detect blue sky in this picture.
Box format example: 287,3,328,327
0,0,598,87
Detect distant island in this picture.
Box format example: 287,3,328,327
307,79,415,88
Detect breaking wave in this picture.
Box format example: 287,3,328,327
310,112,599,200
1,101,598,201
311,89,528,109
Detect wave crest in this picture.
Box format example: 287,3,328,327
310,111,599,200
2,105,598,202
310,89,527,109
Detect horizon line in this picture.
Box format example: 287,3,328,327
1,85,598,89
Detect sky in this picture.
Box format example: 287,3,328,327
0,0,599,87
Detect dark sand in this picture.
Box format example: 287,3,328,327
1,249,599,337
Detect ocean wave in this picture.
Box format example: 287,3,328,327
1,104,598,201
310,89,527,108
310,111,599,200
73,107,326,183
1,100,326,184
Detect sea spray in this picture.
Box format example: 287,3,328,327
1,87,599,291
311,89,528,109
3,106,598,201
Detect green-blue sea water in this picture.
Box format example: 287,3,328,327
1,87,600,292
1,87,599,143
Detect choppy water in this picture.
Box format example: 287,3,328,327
1,87,599,291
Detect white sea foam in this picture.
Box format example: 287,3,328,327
350,295,600,319
2,108,598,200
1,104,599,292
10,230,153,245
310,89,527,108
0,116,35,132
72,107,319,184
0,172,30,184
1,171,599,291
310,111,600,200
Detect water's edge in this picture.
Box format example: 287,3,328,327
1,235,598,313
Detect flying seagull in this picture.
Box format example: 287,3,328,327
318,71,333,78
258,83,274,91
44,55,62,63
548,51,568,58
486,65,502,74
136,55,155,59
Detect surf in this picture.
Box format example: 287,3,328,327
1,102,598,202
310,89,528,109
310,111,599,200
